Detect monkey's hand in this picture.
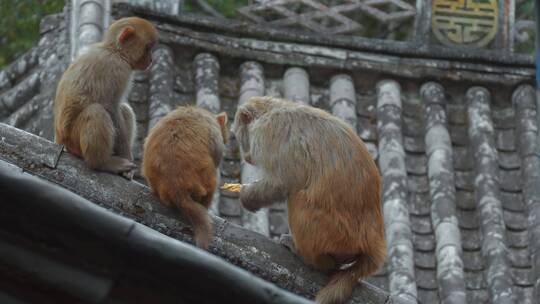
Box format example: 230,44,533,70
239,182,263,212
279,234,297,254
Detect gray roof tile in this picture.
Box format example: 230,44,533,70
467,87,515,304
377,80,418,303
420,82,467,302
417,288,439,304
410,215,433,235
455,171,474,191
506,230,530,248
462,230,483,252
496,128,517,152
414,251,436,269
463,251,484,271
508,247,532,268
407,175,430,193
219,196,243,217
449,125,469,146
499,151,521,170
504,210,529,231
500,169,523,192
457,209,480,230
415,268,438,290
408,192,431,216
406,154,428,175
403,136,425,154
452,146,473,171
465,270,487,289
413,233,436,252
447,104,467,125
3,6,540,303
514,287,535,304
466,289,490,303
455,190,476,210
492,108,516,130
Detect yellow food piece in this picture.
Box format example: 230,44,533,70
221,183,242,193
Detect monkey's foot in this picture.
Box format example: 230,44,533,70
101,156,137,174
279,234,297,254
121,170,135,181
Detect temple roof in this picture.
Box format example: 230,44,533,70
0,2,538,304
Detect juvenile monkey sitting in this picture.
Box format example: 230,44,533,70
232,96,385,304
142,107,228,250
54,17,158,174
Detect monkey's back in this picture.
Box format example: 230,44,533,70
142,106,223,207
252,104,385,264
54,47,131,154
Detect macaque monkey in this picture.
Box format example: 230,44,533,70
142,107,228,249
54,17,158,174
232,96,385,304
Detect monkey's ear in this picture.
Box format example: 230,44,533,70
216,112,228,127
239,109,254,124
118,26,136,44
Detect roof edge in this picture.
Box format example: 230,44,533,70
0,122,392,304
114,3,533,68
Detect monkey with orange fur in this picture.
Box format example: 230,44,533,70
142,107,228,250
54,17,158,174
232,96,386,304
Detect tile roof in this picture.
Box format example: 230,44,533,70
0,3,538,303
0,158,314,304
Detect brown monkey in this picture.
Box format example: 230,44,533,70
142,106,228,249
232,96,385,304
54,17,158,173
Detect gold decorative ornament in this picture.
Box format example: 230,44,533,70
432,0,498,48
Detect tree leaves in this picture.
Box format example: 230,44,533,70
0,0,64,68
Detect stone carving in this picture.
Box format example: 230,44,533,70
432,0,498,48
237,0,416,35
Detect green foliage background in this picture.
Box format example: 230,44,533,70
0,0,535,68
0,0,65,67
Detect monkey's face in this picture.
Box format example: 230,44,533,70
216,112,229,145
133,40,156,70
232,107,255,165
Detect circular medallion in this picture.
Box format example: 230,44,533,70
432,0,498,48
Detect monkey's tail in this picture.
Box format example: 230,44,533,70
315,249,385,304
174,194,212,250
